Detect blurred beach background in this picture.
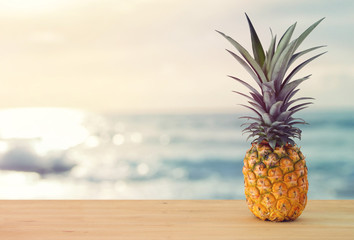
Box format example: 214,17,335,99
0,0,353,199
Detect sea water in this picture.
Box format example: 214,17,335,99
0,108,352,199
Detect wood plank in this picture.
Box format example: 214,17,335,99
0,200,353,239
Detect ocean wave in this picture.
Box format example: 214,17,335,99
0,108,353,199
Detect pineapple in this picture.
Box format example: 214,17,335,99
217,14,325,221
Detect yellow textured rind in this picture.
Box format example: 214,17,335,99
243,141,308,222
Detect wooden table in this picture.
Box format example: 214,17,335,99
0,200,353,239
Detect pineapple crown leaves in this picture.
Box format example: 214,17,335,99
217,13,326,149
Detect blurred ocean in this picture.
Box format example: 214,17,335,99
0,108,353,199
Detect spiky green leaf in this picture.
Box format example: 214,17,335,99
261,113,272,125
239,104,262,118
249,101,266,114
278,75,311,100
269,101,283,118
289,102,313,112
283,52,327,86
232,91,253,101
289,45,326,67
272,40,298,91
217,16,325,146
245,13,265,66
268,22,297,79
289,121,309,125
283,97,314,110
293,18,325,52
277,111,292,121
226,49,262,87
239,116,262,123
228,75,262,98
283,89,300,106
216,30,268,83
265,31,277,74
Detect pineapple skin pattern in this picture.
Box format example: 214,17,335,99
243,141,308,221
217,14,324,221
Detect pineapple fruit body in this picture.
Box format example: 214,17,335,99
217,14,323,221
243,141,308,221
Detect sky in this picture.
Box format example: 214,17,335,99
0,0,353,113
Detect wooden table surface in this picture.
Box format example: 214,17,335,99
0,200,353,239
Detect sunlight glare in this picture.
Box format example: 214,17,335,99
0,108,89,152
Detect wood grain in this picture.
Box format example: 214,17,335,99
0,200,353,239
